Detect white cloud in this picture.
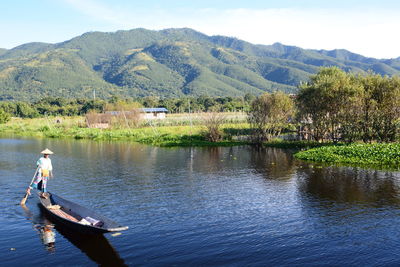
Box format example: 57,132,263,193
183,8,400,59
62,0,132,26
62,0,400,58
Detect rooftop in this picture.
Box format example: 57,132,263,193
141,108,168,113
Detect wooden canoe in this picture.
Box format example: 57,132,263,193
38,192,128,234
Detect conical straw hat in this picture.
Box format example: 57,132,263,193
40,148,54,155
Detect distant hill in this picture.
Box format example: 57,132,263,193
0,48,7,57
1,28,399,101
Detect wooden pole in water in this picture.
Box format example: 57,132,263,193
188,99,192,136
20,167,39,205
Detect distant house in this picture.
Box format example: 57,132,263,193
141,108,168,119
104,108,168,120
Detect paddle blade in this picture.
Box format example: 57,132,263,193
20,193,29,205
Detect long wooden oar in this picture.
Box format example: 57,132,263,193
20,167,39,205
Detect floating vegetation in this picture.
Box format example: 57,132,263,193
295,143,400,169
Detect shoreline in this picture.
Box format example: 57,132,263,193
0,117,250,147
1,117,399,170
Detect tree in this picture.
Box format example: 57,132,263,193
159,98,178,113
0,109,10,124
142,96,160,108
360,74,400,142
297,67,363,142
248,92,294,143
244,93,256,103
16,102,39,118
80,100,106,114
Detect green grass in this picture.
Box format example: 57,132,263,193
295,143,400,169
0,117,250,147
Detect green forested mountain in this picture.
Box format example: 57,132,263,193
1,28,399,101
0,48,7,57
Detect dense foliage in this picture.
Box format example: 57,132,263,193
247,92,295,143
1,28,400,101
297,67,400,142
0,95,254,119
0,98,106,117
0,108,10,124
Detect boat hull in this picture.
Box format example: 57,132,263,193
38,193,128,234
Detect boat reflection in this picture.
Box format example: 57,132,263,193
54,225,127,266
21,204,127,266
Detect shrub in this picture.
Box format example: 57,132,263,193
0,109,10,124
202,112,225,142
248,92,294,143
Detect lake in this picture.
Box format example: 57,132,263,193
1,137,400,266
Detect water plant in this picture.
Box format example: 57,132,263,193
295,143,400,168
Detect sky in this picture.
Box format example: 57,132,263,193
1,0,400,59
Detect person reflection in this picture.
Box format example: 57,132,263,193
38,224,56,252
21,204,56,252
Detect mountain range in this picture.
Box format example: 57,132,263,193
1,28,399,101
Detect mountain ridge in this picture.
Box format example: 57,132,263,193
0,28,399,101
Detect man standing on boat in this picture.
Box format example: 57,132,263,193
27,148,54,198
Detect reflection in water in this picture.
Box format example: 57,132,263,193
20,204,126,266
21,204,56,252
202,147,224,172
297,165,400,206
39,225,56,251
249,147,296,179
6,138,400,266
54,226,127,267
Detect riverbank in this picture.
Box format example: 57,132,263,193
0,117,250,147
294,143,400,169
2,117,399,169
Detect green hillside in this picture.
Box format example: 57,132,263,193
1,28,399,101
0,48,7,57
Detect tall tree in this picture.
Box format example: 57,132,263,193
248,91,294,143
297,67,363,142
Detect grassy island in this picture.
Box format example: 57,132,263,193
294,143,400,169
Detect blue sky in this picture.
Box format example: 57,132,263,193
2,0,400,58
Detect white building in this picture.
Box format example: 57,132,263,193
105,108,168,120
141,108,168,119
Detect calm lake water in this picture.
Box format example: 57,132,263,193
1,137,400,266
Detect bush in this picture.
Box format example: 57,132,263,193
202,112,225,142
0,109,10,124
248,92,294,143
85,111,111,128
